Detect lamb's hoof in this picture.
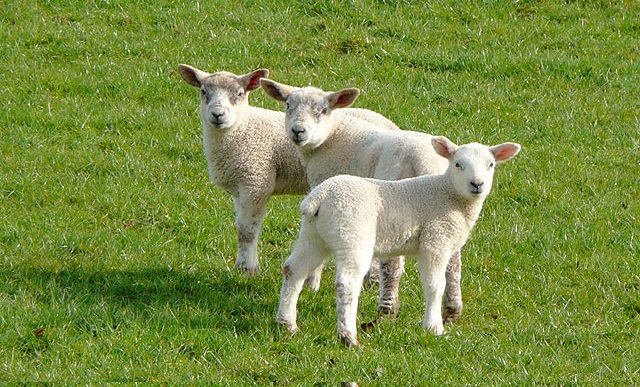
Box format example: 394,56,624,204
442,305,462,324
426,323,446,336
235,262,260,278
360,319,377,333
339,332,359,347
377,304,399,319
276,317,299,334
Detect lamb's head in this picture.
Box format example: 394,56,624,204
261,79,360,149
432,136,521,201
178,64,268,131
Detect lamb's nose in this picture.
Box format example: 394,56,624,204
470,181,484,190
291,126,305,135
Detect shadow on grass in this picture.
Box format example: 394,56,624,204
1,265,279,341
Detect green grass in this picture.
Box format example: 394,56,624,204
1,0,639,383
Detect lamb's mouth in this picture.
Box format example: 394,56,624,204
208,118,230,128
290,135,307,145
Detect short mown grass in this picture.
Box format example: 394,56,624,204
1,0,639,383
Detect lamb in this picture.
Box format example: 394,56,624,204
261,79,460,320
277,136,521,346
177,65,400,277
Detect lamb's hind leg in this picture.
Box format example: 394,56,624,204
277,226,328,333
335,247,373,347
377,256,404,318
443,250,463,323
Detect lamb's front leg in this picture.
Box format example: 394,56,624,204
335,249,373,347
377,256,405,318
416,252,449,335
443,250,463,323
232,195,267,277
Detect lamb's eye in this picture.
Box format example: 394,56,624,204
315,107,327,120
201,89,210,102
455,162,461,169
488,162,495,170
285,102,290,110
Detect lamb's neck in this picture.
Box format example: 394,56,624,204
305,118,361,155
442,178,486,224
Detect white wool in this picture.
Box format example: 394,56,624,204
261,79,454,318
277,137,521,346
178,65,400,276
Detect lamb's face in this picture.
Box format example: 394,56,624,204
284,87,334,149
260,79,360,150
449,144,498,201
179,65,268,132
199,72,249,131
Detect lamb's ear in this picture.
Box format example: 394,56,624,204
432,136,458,159
178,64,208,88
489,142,521,163
260,79,294,102
328,88,360,109
240,69,269,92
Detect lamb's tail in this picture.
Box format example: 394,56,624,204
300,183,334,218
300,191,324,218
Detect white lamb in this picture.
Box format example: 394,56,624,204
261,79,460,320
178,65,399,276
277,136,521,346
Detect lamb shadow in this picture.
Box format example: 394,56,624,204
2,265,278,336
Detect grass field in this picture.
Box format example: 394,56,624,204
1,0,639,383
